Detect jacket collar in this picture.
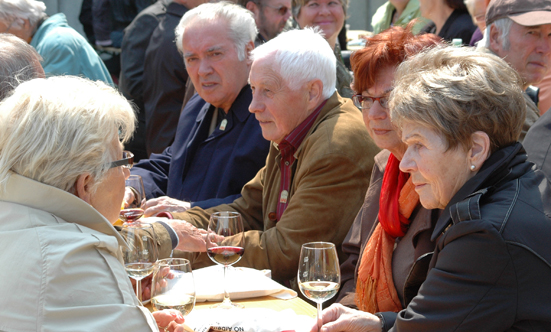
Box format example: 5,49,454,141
431,142,526,240
196,85,252,124
0,172,127,248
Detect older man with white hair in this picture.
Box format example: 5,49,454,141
0,0,112,83
480,0,551,139
171,28,379,286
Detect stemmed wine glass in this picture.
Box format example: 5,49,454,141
151,258,196,318
206,211,245,309
298,242,341,332
120,222,158,303
120,174,146,223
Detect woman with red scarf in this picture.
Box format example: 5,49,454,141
334,24,441,316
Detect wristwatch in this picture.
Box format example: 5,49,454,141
374,313,385,332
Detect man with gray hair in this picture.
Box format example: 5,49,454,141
0,33,44,100
170,28,379,286
0,0,112,83
131,2,270,216
480,0,551,138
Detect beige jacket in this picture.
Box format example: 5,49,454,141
0,172,158,331
173,92,380,283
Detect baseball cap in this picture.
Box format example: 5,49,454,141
486,0,551,26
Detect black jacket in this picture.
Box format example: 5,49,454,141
380,143,551,331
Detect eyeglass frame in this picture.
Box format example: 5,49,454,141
109,151,134,169
352,93,392,110
259,2,290,16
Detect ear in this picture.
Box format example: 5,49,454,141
306,79,324,111
488,24,502,54
246,1,259,14
74,173,94,204
469,131,491,172
245,40,255,65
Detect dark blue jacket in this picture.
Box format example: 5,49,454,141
132,86,270,209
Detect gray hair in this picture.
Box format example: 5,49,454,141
0,0,47,28
0,76,136,194
479,17,512,50
292,0,349,20
175,1,257,61
0,33,43,100
390,45,525,153
251,27,336,99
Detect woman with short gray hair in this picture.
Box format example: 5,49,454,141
0,76,187,331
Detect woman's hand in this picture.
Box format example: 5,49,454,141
310,303,383,332
152,309,186,332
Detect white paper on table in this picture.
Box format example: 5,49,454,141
193,266,297,302
185,307,314,332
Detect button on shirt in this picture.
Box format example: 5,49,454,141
275,100,328,221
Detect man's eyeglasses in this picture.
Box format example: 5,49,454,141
262,3,290,16
352,94,391,110
109,151,134,169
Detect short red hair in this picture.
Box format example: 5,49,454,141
351,23,442,94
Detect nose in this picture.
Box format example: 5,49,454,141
319,3,330,15
123,167,130,180
283,10,291,21
367,101,388,120
399,147,416,174
198,59,213,77
249,91,265,114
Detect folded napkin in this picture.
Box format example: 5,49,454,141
193,266,296,302
185,308,313,332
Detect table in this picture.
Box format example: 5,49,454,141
147,296,316,318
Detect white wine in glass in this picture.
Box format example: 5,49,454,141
151,258,196,317
206,211,245,309
120,222,157,303
298,242,340,332
120,175,146,223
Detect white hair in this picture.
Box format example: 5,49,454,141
0,0,47,28
250,27,336,99
479,17,512,51
175,1,257,61
0,76,136,194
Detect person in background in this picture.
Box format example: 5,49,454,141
292,0,353,98
464,0,489,45
0,33,44,100
143,0,209,156
130,2,270,213
240,0,292,46
0,0,113,84
336,25,442,315
419,0,476,44
170,28,378,286
371,0,428,35
314,45,551,332
119,0,169,161
524,105,551,181
479,0,551,140
0,76,194,332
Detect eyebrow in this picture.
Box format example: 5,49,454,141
403,133,422,142
365,87,394,96
183,46,225,58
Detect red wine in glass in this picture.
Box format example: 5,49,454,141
207,246,244,265
120,208,145,223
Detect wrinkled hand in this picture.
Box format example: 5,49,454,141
130,274,153,302
143,196,191,217
123,187,135,209
165,219,214,252
152,309,186,332
309,303,382,332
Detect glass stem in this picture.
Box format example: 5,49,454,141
222,265,231,305
317,302,323,332
136,279,141,304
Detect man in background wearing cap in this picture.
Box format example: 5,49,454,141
479,0,551,140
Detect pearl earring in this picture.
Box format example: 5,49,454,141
470,165,476,171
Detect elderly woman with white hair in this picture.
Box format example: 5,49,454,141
0,76,190,331
313,46,551,331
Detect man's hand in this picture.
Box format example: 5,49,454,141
165,219,210,252
144,196,191,217
151,309,186,332
309,303,383,332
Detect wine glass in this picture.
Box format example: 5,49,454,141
206,211,245,309
298,242,340,332
120,222,158,303
120,174,146,223
151,258,196,319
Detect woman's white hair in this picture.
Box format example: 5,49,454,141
478,17,512,50
175,1,257,61
250,27,336,99
0,76,136,194
0,0,47,28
